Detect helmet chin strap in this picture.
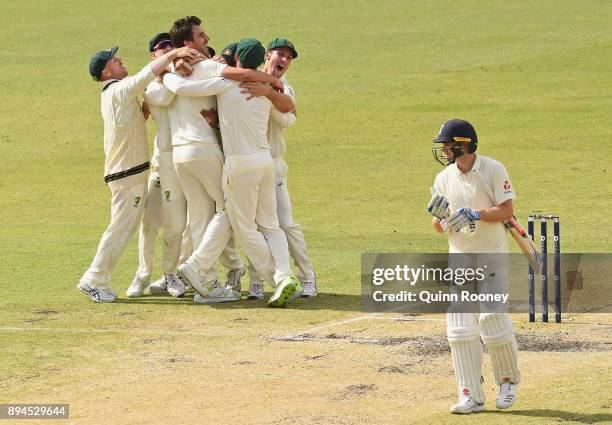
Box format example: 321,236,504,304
448,145,465,164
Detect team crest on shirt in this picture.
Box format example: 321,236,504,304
164,191,171,201
503,180,512,194
133,197,141,208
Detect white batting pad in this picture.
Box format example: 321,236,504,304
479,313,521,385
447,312,485,403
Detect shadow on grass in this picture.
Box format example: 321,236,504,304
484,409,612,424
114,292,364,311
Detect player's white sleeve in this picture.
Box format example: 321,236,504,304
491,161,516,204
145,80,175,106
163,73,231,97
433,173,445,196
115,64,155,99
192,60,227,79
282,81,296,101
270,108,296,129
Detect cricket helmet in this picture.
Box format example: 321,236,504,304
432,119,478,166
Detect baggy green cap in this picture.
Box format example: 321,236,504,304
89,46,118,81
266,38,298,58
221,42,238,66
236,38,265,69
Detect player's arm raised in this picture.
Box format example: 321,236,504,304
238,82,294,113
144,80,175,107
270,107,296,129
162,73,231,97
118,47,199,99
150,47,199,75
221,67,285,93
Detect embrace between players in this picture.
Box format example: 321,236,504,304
79,14,520,415
78,16,317,308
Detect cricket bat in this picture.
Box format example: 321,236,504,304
504,215,542,274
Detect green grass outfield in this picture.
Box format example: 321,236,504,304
1,1,611,424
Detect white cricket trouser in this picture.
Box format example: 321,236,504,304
82,181,148,286
174,144,242,283
446,263,520,401
179,224,193,264
136,152,188,280
135,171,163,280
223,150,291,287
247,158,315,284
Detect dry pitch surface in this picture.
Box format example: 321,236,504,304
3,1,612,423
2,293,610,425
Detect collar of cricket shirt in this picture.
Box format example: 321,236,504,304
102,79,120,92
470,154,482,173
453,154,481,179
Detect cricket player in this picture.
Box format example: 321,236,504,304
165,19,287,303
241,38,317,300
126,32,189,298
78,44,198,303
164,38,301,307
220,42,238,66
427,119,521,413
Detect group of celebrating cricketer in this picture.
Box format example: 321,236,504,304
78,16,317,308
77,14,521,415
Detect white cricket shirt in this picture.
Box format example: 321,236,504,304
217,81,272,157
163,60,227,155
100,63,155,191
268,77,296,159
144,79,175,153
163,64,274,157
433,155,516,253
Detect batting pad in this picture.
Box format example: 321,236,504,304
447,313,485,403
479,313,521,385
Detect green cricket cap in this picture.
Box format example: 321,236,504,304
221,42,238,67
267,38,298,58
89,46,118,81
236,38,265,69
148,32,171,52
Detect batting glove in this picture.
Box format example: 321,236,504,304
427,187,450,220
448,207,480,232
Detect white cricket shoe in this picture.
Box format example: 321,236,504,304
77,281,117,303
301,280,318,298
126,276,149,298
177,263,207,297
268,275,299,308
450,397,485,414
247,282,264,300
166,273,186,298
148,275,167,294
496,382,518,409
226,266,245,292
193,282,241,304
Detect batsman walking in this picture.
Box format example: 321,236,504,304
427,119,521,414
